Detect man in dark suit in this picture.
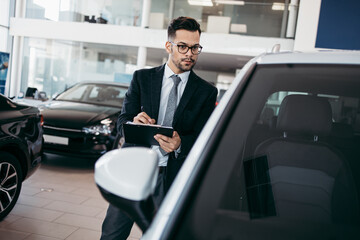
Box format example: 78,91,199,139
101,16,218,240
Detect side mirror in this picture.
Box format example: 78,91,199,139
18,91,24,99
94,147,159,232
38,91,48,101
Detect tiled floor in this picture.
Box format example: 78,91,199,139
0,153,142,240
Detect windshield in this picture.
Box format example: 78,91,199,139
55,83,128,107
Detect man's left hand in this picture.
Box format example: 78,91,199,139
154,131,181,153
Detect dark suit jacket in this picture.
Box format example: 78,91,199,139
117,64,218,190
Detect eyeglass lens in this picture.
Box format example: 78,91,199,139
176,43,202,55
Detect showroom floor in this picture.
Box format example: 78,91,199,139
0,153,142,240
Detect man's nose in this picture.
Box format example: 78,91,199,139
185,49,193,57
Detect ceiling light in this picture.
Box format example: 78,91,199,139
272,2,285,11
215,1,245,5
188,0,213,7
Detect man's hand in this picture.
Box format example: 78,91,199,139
154,131,181,153
133,111,156,124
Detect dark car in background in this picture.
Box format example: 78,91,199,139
40,81,128,159
0,94,43,220
95,51,360,240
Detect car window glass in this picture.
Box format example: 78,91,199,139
55,84,127,107
175,64,360,240
56,84,87,101
88,85,127,107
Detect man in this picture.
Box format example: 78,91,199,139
101,16,218,240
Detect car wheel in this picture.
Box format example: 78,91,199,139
0,152,23,220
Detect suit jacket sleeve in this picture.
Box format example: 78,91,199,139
117,70,142,136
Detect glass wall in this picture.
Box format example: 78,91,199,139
26,0,144,26
171,0,299,38
20,38,138,98
25,0,299,38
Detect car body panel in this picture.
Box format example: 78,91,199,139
41,101,120,129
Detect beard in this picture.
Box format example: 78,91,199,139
171,56,197,72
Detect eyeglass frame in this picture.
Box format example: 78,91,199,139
169,41,203,55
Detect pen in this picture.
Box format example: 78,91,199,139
141,106,152,124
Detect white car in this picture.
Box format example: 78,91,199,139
95,51,360,240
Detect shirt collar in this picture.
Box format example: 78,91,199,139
165,63,190,84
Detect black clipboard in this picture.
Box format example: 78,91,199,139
123,122,174,146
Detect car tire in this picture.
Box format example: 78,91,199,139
0,152,23,220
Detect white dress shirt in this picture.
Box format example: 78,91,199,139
153,64,190,166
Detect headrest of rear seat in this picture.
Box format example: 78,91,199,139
276,95,332,136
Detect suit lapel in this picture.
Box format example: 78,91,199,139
150,65,165,122
173,71,199,126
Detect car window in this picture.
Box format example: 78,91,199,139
87,85,127,107
174,64,360,240
56,84,87,101
56,84,128,107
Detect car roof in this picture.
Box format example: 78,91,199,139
257,51,360,65
75,81,129,87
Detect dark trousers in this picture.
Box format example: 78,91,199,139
100,169,167,240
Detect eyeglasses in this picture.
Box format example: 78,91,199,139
169,41,203,55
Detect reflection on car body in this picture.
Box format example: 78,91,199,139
40,81,128,159
95,51,360,239
0,94,43,220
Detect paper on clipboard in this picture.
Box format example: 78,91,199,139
122,122,174,146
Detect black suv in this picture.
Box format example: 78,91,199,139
0,94,43,220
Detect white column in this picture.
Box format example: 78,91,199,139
286,0,299,38
137,0,151,69
9,0,26,97
141,0,151,28
137,46,147,70
168,0,175,22
280,0,290,38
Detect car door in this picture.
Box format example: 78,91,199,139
168,64,360,240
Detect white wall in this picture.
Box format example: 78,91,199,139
293,0,322,51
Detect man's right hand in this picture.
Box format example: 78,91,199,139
133,111,156,124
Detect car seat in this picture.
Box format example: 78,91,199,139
251,95,359,224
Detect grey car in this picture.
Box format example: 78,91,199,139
95,51,360,240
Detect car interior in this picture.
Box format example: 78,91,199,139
248,94,359,222
218,93,359,238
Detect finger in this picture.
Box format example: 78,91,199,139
155,134,170,143
154,136,169,151
141,112,155,124
134,112,153,124
134,115,148,124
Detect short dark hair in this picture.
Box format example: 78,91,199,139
167,16,201,41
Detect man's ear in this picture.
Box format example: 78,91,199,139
165,41,172,54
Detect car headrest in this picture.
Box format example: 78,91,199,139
276,95,332,136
